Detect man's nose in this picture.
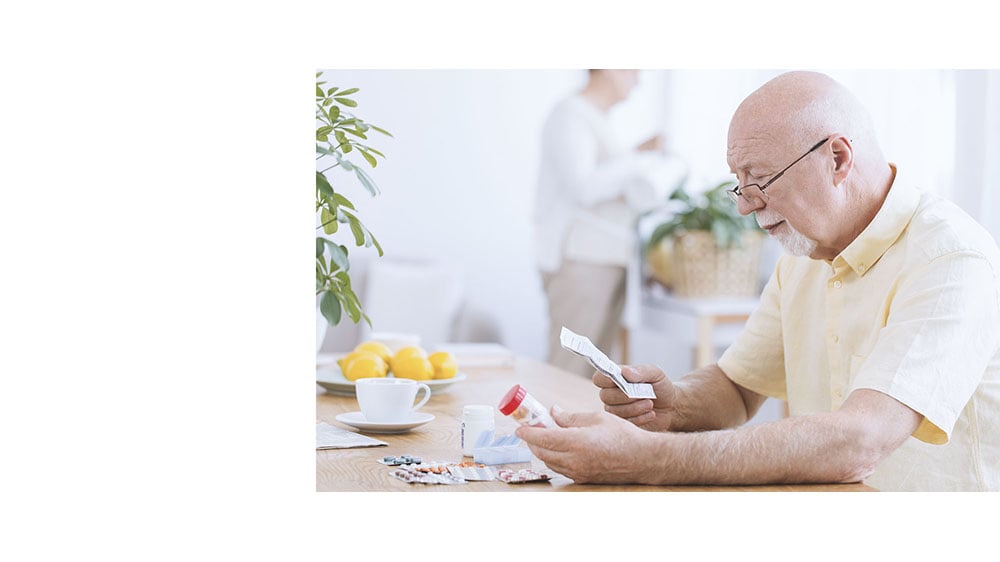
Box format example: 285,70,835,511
737,192,765,216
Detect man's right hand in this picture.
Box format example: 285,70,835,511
594,365,678,432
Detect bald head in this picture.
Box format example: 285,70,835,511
730,71,883,165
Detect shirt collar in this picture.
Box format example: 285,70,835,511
835,164,921,276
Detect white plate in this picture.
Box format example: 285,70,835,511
334,411,435,434
316,368,467,396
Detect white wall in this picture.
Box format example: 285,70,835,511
319,69,668,358
663,69,957,196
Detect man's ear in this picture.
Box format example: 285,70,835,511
830,135,854,186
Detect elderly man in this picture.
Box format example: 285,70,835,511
517,71,1000,492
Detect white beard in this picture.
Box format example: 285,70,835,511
774,222,818,257
757,212,818,257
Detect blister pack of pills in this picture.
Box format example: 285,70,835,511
496,468,553,484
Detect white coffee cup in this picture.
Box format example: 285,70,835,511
356,378,431,423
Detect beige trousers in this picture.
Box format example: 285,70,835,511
542,260,626,377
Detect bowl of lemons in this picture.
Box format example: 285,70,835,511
316,340,467,396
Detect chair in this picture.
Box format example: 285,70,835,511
357,258,465,350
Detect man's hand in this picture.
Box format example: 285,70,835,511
594,365,677,432
515,406,657,484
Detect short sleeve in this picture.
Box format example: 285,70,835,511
849,251,1000,444
718,263,788,400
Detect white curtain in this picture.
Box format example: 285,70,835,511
953,70,1000,242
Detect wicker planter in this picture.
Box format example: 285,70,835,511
669,230,763,298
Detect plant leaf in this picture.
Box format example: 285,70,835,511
325,240,350,271
347,215,365,247
333,193,355,210
335,87,359,96
321,207,338,235
354,167,379,196
337,278,362,323
333,152,356,171
315,85,324,98
320,290,342,325
330,243,351,271
358,147,377,168
334,97,358,107
369,232,384,257
315,172,334,197
369,124,393,137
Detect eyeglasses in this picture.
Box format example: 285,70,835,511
727,137,830,203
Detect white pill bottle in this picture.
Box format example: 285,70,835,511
461,405,496,457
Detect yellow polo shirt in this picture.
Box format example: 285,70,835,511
718,165,1000,491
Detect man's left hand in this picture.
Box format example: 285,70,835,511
515,406,657,484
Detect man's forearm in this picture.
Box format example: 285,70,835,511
669,364,761,432
636,411,878,486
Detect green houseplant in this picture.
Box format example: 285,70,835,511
645,180,764,297
315,71,392,326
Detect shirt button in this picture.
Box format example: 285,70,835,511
834,280,843,288
832,335,839,343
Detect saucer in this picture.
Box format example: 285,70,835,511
317,370,467,397
334,411,435,434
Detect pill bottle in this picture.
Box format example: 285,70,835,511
497,384,556,428
461,405,496,457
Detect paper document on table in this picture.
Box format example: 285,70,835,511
316,421,388,449
559,327,655,399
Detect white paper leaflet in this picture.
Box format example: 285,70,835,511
559,327,656,399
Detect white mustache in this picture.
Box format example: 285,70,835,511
755,211,784,229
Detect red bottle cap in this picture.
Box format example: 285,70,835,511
498,384,526,415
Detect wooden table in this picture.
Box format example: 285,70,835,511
316,355,875,492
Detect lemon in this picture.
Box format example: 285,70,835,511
390,345,427,372
342,351,388,381
393,345,427,359
336,351,363,372
392,356,434,380
428,351,457,379
353,340,392,365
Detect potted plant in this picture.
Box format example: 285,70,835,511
644,180,764,298
315,71,392,328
